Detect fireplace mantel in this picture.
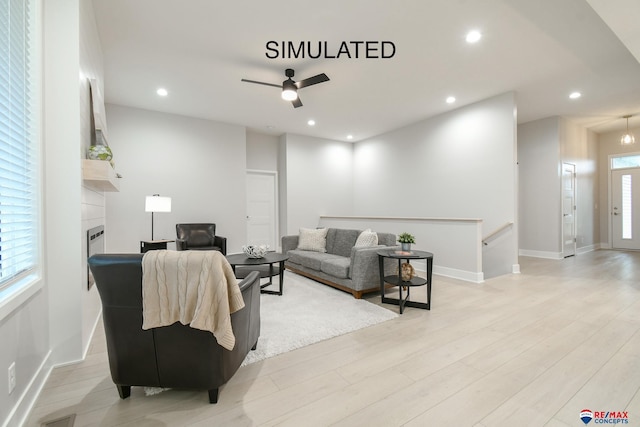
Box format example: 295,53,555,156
82,159,120,192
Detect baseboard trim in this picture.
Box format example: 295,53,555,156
82,308,103,361
6,310,103,427
520,245,601,259
519,249,563,259
414,265,484,283
4,350,53,427
577,243,600,255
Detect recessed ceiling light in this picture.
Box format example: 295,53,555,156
446,96,456,104
347,135,353,140
156,88,168,97
307,119,316,126
466,30,482,43
569,91,581,99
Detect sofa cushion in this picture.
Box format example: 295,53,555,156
320,257,351,279
355,229,378,247
297,227,328,253
327,228,360,257
287,250,341,271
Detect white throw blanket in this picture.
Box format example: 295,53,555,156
141,250,245,350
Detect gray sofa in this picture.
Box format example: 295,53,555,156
282,228,397,299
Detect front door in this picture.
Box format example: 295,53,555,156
612,168,640,250
562,163,576,257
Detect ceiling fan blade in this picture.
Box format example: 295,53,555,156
295,73,329,89
292,97,303,108
241,78,282,89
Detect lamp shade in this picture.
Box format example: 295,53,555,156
145,195,172,213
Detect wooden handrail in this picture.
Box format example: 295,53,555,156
482,222,513,245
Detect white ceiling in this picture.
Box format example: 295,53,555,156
91,0,640,142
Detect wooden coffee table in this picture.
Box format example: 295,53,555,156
226,252,289,296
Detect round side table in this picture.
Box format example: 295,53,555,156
377,249,433,313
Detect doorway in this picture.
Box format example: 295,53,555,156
611,168,640,250
562,163,576,257
246,170,278,250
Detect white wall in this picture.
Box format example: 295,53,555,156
246,130,279,171
560,117,600,253
105,105,248,254
280,134,354,235
518,116,600,258
597,125,640,246
79,0,104,362
353,93,518,278
518,117,561,256
43,0,84,367
278,135,288,238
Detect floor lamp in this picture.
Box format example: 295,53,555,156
145,194,172,240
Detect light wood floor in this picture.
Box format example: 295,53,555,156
25,250,640,426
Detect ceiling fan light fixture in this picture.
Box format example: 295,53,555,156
281,79,298,101
621,115,636,146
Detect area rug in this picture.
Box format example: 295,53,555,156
241,271,398,366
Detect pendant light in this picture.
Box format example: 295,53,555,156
621,115,635,145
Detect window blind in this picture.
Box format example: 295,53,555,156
0,0,38,289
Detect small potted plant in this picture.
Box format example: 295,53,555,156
397,232,416,252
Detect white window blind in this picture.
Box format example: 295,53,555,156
0,0,38,289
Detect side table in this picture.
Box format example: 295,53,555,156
140,239,174,253
226,252,289,296
377,249,433,314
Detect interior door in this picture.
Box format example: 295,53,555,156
612,168,640,250
562,163,576,257
246,171,278,249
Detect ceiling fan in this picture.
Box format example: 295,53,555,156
241,68,329,108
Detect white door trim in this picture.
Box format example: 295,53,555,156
246,169,279,250
607,151,640,249
561,162,577,258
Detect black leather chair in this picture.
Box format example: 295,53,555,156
88,253,260,403
175,223,227,255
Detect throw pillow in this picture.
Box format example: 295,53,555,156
298,227,328,252
355,228,378,247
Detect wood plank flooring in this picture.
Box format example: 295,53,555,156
25,250,640,426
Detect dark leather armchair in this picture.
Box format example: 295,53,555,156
175,223,227,255
88,253,260,403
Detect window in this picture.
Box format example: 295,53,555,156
0,0,38,291
622,174,632,239
612,155,640,170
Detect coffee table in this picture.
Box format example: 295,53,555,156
226,252,289,296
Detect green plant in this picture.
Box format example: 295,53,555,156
397,232,416,244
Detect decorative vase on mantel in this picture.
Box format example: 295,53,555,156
87,129,113,161
87,144,113,161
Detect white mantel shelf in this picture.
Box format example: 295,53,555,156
82,159,120,192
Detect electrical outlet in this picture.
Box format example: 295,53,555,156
8,362,16,394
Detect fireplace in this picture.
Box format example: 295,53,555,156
87,225,104,289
